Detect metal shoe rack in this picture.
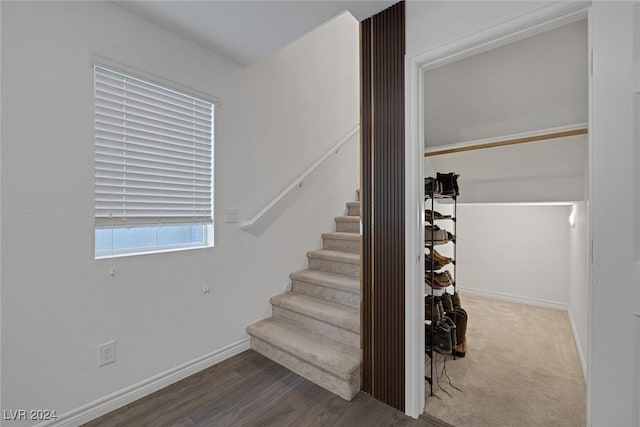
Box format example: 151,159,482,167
425,184,457,396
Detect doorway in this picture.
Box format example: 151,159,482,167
404,3,592,424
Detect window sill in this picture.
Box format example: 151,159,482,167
95,243,213,260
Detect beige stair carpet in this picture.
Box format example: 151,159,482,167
247,197,361,401
424,294,586,427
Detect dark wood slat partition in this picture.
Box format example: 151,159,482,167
360,1,405,411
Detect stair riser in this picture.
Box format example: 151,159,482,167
336,221,359,233
347,205,360,216
322,237,360,254
250,337,360,401
309,258,359,278
273,306,359,349
292,280,359,309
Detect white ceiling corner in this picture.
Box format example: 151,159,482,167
114,1,397,66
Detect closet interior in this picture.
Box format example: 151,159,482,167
421,18,589,427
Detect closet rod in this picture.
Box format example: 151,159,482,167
424,128,588,157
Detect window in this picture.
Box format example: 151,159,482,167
93,65,214,258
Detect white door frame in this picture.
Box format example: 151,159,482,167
404,1,592,418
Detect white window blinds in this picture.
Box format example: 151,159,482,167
94,65,214,227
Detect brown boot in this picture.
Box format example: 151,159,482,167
446,308,467,357
451,291,462,309
455,341,467,357
441,292,454,313
425,296,441,321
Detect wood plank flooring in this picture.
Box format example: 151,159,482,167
84,350,442,427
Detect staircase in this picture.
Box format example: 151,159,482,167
246,196,361,400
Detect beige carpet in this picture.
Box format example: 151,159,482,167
424,294,586,427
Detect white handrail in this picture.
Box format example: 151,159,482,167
239,125,360,231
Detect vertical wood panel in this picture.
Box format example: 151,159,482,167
360,1,405,411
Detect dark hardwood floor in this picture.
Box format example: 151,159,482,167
83,350,442,427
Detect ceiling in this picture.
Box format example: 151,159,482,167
424,19,587,148
115,1,396,66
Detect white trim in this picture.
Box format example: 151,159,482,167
457,286,568,311
404,53,425,418
414,2,590,74
424,122,588,155
404,1,591,419
239,125,359,231
37,338,251,427
456,201,577,207
568,307,588,381
90,54,221,105
585,7,594,427
633,314,640,427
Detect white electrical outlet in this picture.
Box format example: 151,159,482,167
98,341,116,367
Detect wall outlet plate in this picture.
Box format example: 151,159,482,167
98,341,116,367
224,208,240,223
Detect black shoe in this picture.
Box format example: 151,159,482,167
433,320,453,355
424,177,442,197
426,319,453,355
436,172,460,197
440,316,457,349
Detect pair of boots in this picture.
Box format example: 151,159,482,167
425,291,461,320
437,172,460,197
440,291,460,312
426,292,467,357
424,173,460,197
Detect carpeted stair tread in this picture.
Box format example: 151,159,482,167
246,318,359,381
335,216,360,223
322,232,360,253
321,232,360,241
307,249,359,265
290,269,359,294
270,292,359,333
346,201,361,216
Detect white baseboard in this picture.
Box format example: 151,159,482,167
568,308,587,382
39,337,251,427
457,286,568,311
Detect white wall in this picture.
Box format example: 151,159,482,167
423,19,587,147
1,2,359,424
425,136,588,204
453,204,572,307
568,201,588,377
